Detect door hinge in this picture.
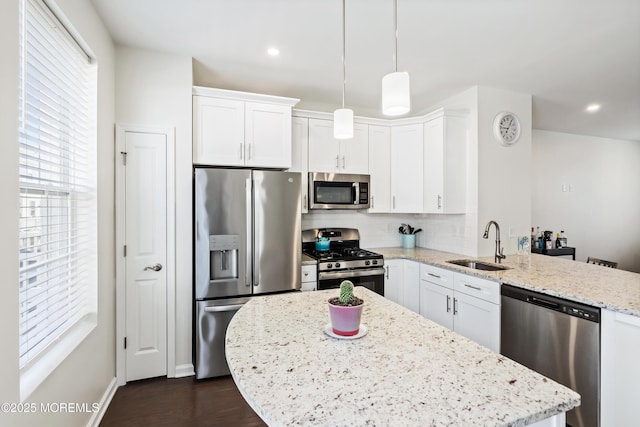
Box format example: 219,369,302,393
123,245,127,257
124,337,127,349
120,151,127,166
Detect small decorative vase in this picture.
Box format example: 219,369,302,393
328,302,363,336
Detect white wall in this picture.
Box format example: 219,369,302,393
0,0,116,425
532,130,640,272
115,46,194,374
0,0,22,408
477,87,532,257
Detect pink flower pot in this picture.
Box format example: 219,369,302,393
328,301,363,336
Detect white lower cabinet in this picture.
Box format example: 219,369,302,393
383,259,419,313
420,264,500,352
402,260,420,314
384,259,420,313
301,265,317,292
601,309,640,426
383,259,403,305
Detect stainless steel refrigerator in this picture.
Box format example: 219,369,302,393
194,168,301,378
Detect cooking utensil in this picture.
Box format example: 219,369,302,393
315,237,330,251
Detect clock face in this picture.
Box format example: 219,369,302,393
493,112,521,145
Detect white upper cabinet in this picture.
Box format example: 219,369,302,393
308,119,369,174
193,96,245,166
289,117,309,213
390,124,423,213
423,109,467,213
192,87,298,168
244,102,293,168
368,125,391,212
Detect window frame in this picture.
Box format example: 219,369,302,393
18,0,98,400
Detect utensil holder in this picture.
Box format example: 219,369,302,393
401,234,415,249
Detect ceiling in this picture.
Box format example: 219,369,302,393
91,0,640,142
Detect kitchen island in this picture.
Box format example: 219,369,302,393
226,287,579,427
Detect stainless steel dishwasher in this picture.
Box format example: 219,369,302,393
501,284,600,427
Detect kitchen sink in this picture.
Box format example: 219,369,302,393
447,259,510,271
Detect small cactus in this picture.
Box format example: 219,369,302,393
339,280,354,304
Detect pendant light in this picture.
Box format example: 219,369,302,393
334,0,354,139
382,0,410,116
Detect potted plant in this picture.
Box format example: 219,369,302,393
328,280,364,336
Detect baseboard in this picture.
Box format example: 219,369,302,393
174,363,195,378
86,377,118,427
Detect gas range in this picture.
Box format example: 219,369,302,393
305,247,383,272
301,228,385,295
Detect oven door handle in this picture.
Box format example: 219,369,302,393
319,268,386,280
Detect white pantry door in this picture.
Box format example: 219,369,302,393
124,130,168,381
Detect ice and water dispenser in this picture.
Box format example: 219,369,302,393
209,235,239,282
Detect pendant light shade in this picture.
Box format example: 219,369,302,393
334,0,353,140
382,71,410,116
334,108,354,139
382,0,410,116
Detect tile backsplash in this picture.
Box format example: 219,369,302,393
302,211,478,257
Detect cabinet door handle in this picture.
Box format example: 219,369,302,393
446,295,451,313
392,196,396,209
437,195,442,209
342,155,346,168
240,143,244,160
336,155,339,169
453,297,458,315
385,265,389,279
303,195,307,209
464,284,482,291
428,272,441,279
371,196,374,209
248,143,252,160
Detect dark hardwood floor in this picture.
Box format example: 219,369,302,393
100,376,266,427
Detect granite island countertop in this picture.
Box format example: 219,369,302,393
373,247,640,317
226,288,579,427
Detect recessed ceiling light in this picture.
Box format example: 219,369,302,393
267,47,280,57
585,103,601,113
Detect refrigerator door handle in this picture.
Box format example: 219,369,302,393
253,177,261,288
245,178,252,287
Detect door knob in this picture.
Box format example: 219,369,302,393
144,263,163,272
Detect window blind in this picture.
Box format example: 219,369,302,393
18,0,97,368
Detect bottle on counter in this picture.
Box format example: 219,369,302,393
555,233,562,248
544,231,553,249
560,230,568,247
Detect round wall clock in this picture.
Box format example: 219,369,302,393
493,111,521,146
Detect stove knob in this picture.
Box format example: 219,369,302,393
335,263,341,268
372,260,378,265
327,263,332,269
365,260,371,266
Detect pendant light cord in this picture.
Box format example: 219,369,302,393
342,0,346,109
393,0,398,73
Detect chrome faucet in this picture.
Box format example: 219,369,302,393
483,220,506,264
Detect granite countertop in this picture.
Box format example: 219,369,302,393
373,247,640,317
226,288,579,427
302,253,316,265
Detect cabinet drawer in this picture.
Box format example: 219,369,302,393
453,273,500,304
301,265,317,283
419,264,453,288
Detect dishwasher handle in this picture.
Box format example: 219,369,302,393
526,296,560,311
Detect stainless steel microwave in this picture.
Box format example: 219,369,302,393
309,172,370,210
